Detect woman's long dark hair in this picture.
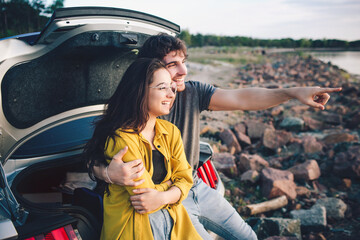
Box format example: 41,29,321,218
84,58,166,181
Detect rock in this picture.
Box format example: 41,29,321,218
233,130,252,147
231,187,246,197
342,178,352,188
212,152,238,178
345,111,360,129
263,128,292,150
246,120,275,140
238,153,269,172
271,106,284,116
200,125,217,136
225,189,231,198
261,168,297,200
267,157,284,169
264,237,299,240
303,116,323,130
333,145,360,178
323,132,358,145
301,135,323,153
290,205,327,232
289,105,310,114
219,128,242,154
287,160,321,181
312,181,328,194
240,170,260,183
247,217,301,240
279,117,305,131
233,122,247,134
295,186,311,198
314,197,347,220
320,112,343,125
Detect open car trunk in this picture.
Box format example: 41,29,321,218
10,154,102,239
1,6,224,239
0,7,181,239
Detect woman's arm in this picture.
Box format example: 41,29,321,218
129,125,193,213
106,134,172,213
130,186,181,214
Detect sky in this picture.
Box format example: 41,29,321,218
45,0,360,41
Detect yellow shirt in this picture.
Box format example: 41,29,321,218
101,119,202,240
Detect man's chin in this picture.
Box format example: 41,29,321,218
175,81,186,92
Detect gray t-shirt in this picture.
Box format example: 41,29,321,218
159,81,216,171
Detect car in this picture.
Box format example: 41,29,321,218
0,6,224,240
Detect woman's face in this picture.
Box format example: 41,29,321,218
148,68,176,118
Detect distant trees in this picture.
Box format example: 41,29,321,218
179,29,360,49
0,0,64,38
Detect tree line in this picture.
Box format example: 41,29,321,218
1,1,359,49
179,30,360,49
0,0,64,38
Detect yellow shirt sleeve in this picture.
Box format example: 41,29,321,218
105,133,155,194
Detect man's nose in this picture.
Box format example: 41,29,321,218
178,63,187,75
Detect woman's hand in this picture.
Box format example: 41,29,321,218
130,188,165,214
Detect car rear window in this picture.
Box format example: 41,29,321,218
12,116,97,158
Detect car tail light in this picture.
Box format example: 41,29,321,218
197,160,218,189
24,224,79,240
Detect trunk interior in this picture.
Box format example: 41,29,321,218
10,154,102,239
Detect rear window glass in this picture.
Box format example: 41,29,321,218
12,116,97,158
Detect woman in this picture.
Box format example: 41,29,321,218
84,58,201,240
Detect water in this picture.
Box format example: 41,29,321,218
308,51,360,75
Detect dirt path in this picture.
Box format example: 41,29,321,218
186,61,245,131
186,61,238,87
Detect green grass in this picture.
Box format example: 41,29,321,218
187,46,266,65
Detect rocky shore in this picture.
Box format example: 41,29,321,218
188,48,360,240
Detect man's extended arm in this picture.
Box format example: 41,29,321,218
208,86,342,111
93,146,146,187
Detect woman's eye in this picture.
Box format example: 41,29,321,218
159,87,167,90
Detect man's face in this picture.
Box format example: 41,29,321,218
162,50,187,92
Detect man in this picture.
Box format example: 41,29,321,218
91,34,341,239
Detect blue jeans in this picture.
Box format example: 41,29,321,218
149,209,173,240
182,179,258,240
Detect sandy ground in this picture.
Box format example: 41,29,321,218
186,61,246,131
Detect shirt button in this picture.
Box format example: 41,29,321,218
157,145,161,148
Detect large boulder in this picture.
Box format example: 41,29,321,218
263,128,292,150
302,135,323,154
212,152,238,178
323,132,358,145
219,128,242,154
240,170,260,183
233,124,252,147
290,205,327,232
246,120,275,140
287,160,321,181
333,145,360,178
261,168,297,200
320,112,343,125
279,117,304,131
247,217,301,240
314,197,347,220
238,153,269,172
